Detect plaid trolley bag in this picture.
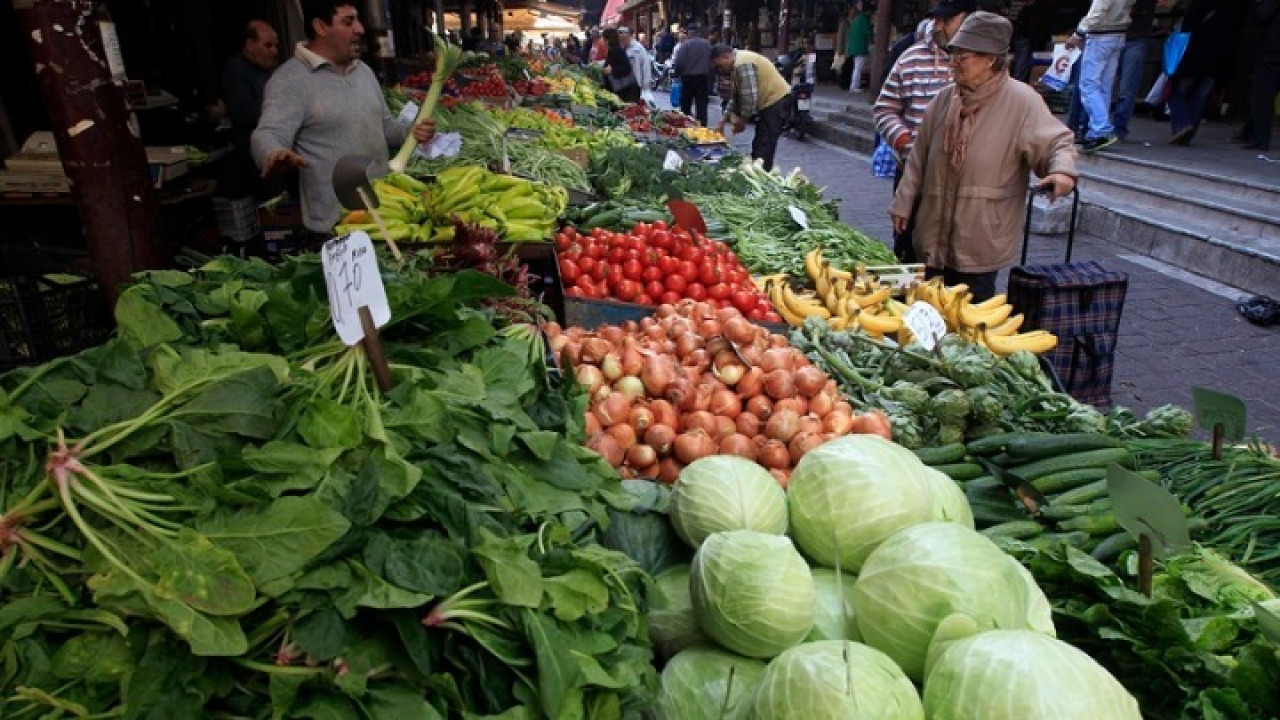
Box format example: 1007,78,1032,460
1007,187,1129,408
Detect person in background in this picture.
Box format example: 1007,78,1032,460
619,27,653,96
1111,0,1155,141
1065,0,1137,152
222,19,279,198
564,34,584,65
673,24,713,125
712,44,792,170
890,12,1077,302
603,28,642,102
1167,0,1249,146
840,2,873,92
874,0,974,262
656,23,677,63
589,29,608,63
251,0,435,243
1238,0,1280,150
1011,0,1052,83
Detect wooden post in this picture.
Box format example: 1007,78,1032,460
778,0,791,53
868,0,895,101
14,0,167,302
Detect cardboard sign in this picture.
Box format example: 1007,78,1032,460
322,232,391,346
903,301,948,351
1107,464,1191,560
1192,387,1247,442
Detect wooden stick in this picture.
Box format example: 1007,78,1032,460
1211,423,1225,461
357,186,404,263
358,306,394,392
1138,534,1153,597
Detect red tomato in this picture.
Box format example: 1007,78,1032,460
660,290,682,304
678,246,705,265
566,285,585,297
686,282,707,301
677,261,698,281
615,279,640,302
585,242,605,260
708,283,731,301
607,248,626,264
637,293,654,305
650,230,673,250
748,307,766,320
652,220,668,231
755,298,774,315
577,256,597,274
763,311,784,323
554,233,573,252
698,264,722,286
658,256,680,275
622,259,644,281
665,274,688,294
625,248,643,262
645,280,665,299
560,259,581,285
731,289,757,313
641,266,663,283
590,263,607,283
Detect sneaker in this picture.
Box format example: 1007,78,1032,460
1168,126,1194,145
1080,135,1119,152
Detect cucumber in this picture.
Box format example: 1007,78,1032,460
1090,532,1139,562
965,432,1028,456
1037,503,1097,521
1059,512,1121,536
933,462,985,482
580,207,625,229
964,476,1002,493
969,500,1030,526
913,443,969,466
621,209,668,223
982,520,1045,539
1005,433,1125,460
1031,467,1108,495
1050,478,1109,505
1027,531,1093,550
1010,447,1135,481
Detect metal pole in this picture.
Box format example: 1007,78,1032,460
435,0,446,36
778,0,790,52
14,0,167,303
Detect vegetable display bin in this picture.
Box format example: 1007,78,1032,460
565,296,788,336
499,242,564,325
0,274,113,371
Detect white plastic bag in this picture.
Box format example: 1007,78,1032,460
641,89,656,106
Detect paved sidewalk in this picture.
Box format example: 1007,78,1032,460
707,114,1280,443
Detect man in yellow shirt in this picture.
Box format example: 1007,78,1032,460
712,45,792,170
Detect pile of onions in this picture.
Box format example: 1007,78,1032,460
546,301,887,488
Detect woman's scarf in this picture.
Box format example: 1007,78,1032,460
942,68,1008,170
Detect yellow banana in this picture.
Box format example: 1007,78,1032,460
767,281,807,327
958,298,1014,329
981,329,1058,356
826,262,853,282
971,293,1008,311
940,282,970,309
780,281,832,320
852,286,893,309
815,265,833,309
855,309,904,334
983,313,1025,336
803,248,824,284
753,273,787,292
944,290,968,331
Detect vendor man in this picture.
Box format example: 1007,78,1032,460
711,44,792,171
252,0,434,242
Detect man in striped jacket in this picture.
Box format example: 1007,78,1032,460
873,0,974,262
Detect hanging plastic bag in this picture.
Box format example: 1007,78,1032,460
871,135,897,178
1144,72,1171,106
1163,27,1191,77
670,78,682,108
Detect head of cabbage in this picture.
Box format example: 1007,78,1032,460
920,466,974,529
751,640,924,720
853,522,1055,680
807,568,860,643
671,455,789,548
691,530,815,659
654,646,766,720
787,435,938,572
923,616,1140,719
648,565,708,661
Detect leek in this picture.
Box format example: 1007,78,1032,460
389,33,465,173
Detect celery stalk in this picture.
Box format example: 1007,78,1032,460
389,33,465,173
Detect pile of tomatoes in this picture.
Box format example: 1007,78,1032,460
513,79,550,96
556,222,784,324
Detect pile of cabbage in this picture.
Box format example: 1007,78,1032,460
645,437,1141,719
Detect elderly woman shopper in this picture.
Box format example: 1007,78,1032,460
890,12,1077,302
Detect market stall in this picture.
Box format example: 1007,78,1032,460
4,43,1280,720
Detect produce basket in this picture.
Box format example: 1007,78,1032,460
0,273,113,370
565,295,787,335
501,242,565,324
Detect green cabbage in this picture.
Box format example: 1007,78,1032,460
787,435,936,571
807,568,860,643
654,646,766,720
690,530,815,659
601,480,689,575
920,467,974,529
751,641,924,719
923,617,1140,719
853,522,1055,680
648,565,707,661
670,455,789,548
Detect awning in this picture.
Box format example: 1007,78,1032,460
449,2,582,34
600,0,626,26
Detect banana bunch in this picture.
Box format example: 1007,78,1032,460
421,165,565,243
334,173,429,243
913,277,1058,356
682,127,727,143
756,248,910,338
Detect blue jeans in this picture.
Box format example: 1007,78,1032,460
1168,74,1215,137
1111,37,1150,140
1079,33,1125,140
1066,59,1085,137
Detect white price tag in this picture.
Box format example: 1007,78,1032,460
903,301,948,351
322,232,391,346
788,205,809,230
663,150,684,170
397,100,420,125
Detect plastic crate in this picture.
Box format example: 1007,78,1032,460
213,196,261,243
0,274,114,371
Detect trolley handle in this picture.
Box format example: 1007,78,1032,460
1021,184,1080,266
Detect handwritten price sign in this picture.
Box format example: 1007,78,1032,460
1191,387,1247,442
322,232,390,345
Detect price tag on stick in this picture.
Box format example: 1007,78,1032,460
1107,464,1191,596
787,205,809,230
1192,387,1247,459
323,232,392,343
903,301,948,351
